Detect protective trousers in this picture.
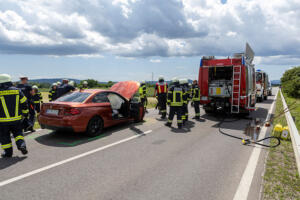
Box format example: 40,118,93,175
158,93,167,117
193,101,200,118
0,121,26,154
168,106,183,127
182,104,188,122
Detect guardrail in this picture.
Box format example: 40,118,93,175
280,89,300,175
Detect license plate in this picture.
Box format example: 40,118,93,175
46,109,59,115
216,88,221,95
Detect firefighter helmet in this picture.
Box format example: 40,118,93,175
83,81,88,85
141,80,146,85
158,76,164,81
172,77,179,83
0,74,12,84
69,81,75,86
32,85,39,90
52,83,57,86
57,81,61,86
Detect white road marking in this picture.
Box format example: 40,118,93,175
233,91,278,200
0,130,152,187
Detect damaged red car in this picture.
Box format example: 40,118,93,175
38,81,145,136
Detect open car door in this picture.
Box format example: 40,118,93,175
110,81,140,100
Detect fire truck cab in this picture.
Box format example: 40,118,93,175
255,70,269,102
198,44,256,114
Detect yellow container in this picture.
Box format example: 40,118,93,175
273,124,283,137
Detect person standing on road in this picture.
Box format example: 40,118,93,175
0,74,29,158
32,85,43,113
179,79,190,125
191,80,201,120
17,76,34,132
154,76,168,119
56,79,75,98
49,83,58,102
139,81,148,113
165,78,186,129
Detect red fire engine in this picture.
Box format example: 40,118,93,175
198,43,256,114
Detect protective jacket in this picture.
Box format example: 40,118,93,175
191,85,200,101
49,89,57,101
0,84,28,125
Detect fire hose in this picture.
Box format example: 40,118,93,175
218,117,281,148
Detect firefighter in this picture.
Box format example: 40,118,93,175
57,81,61,87
0,74,28,158
32,85,43,114
82,81,88,89
191,80,201,120
180,79,190,124
139,81,147,112
154,76,168,119
49,83,58,102
17,76,34,132
57,79,75,98
165,78,186,129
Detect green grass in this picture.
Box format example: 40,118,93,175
263,92,300,200
283,93,300,133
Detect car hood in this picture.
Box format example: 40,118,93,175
110,81,140,100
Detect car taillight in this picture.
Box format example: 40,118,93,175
65,108,81,115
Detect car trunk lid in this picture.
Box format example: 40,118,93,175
41,102,81,117
110,81,140,100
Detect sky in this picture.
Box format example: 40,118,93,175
1,0,300,82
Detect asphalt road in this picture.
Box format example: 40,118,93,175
0,88,278,200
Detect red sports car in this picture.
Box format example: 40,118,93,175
38,81,145,136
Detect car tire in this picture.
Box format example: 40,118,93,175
86,116,103,137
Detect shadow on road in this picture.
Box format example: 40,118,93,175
35,121,146,148
0,156,27,170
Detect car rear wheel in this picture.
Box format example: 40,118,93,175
86,116,103,137
134,104,145,122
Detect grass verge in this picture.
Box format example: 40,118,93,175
263,92,300,200
283,93,300,132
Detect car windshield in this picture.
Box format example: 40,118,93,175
55,92,91,103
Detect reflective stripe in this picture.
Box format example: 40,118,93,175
0,96,10,118
34,101,40,104
0,116,22,122
196,113,200,116
15,136,24,142
178,120,183,123
0,90,19,95
168,119,172,123
22,109,29,114
20,96,27,103
182,116,186,119
1,143,12,149
161,110,166,113
15,95,19,117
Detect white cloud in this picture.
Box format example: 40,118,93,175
0,0,299,66
150,59,161,63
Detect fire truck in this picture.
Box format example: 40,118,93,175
255,69,269,102
198,43,256,114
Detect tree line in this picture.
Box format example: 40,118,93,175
281,66,300,98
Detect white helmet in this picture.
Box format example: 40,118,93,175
0,74,12,84
172,77,179,83
180,78,188,84
158,75,164,81
83,81,88,85
69,81,75,86
141,80,146,84
32,85,39,90
52,83,57,86
57,81,61,85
